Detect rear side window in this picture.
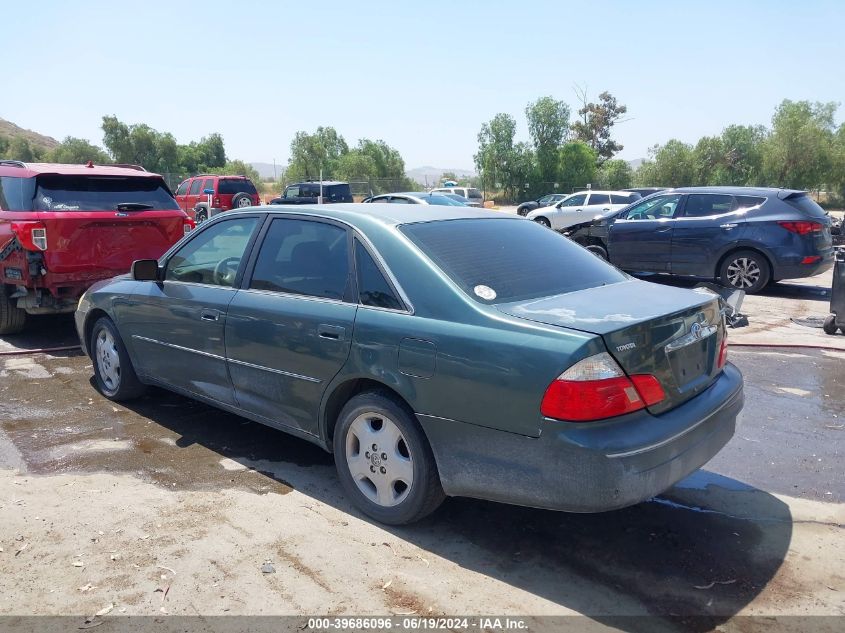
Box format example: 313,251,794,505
735,195,766,210
325,183,352,201
610,194,634,204
203,178,214,194
188,179,203,195
218,179,257,195
588,193,610,205
784,193,827,218
0,176,36,211
683,194,734,218
33,175,179,211
355,240,403,310
249,218,349,300
401,218,626,303
467,188,483,200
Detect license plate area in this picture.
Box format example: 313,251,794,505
667,338,714,391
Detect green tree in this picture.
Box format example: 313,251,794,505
558,141,597,192
635,140,696,187
525,96,570,189
596,159,632,190
101,116,179,173
762,100,837,190
286,127,349,181
692,135,724,185
719,124,767,185
571,90,627,164
0,136,8,157
474,113,526,199
334,150,377,182
46,136,110,164
4,137,40,162
211,159,263,191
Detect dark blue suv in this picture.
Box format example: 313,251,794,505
566,187,835,293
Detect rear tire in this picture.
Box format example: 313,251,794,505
0,291,26,335
333,391,444,525
194,207,208,223
534,217,551,228
231,193,252,208
719,250,770,294
823,314,839,335
586,244,608,260
90,317,146,401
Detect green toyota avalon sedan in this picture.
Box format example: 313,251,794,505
75,204,744,524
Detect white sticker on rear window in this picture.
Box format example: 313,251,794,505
474,285,497,300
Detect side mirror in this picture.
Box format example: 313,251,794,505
132,259,160,281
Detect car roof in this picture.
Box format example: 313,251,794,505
0,161,164,179
289,180,348,186
232,202,508,227
667,186,805,197
567,190,638,196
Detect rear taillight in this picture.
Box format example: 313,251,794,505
11,221,48,251
540,352,666,422
183,219,195,234
213,197,220,206
778,221,822,235
717,336,728,369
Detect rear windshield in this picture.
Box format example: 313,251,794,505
401,218,626,303
218,178,257,195
784,193,827,218
32,175,179,211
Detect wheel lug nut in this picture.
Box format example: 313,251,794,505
372,444,377,451
370,465,376,473
380,452,387,460
379,466,386,474
365,451,370,458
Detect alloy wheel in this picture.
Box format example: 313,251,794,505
726,257,761,289
95,328,121,392
345,412,413,507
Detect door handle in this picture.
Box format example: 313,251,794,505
200,308,220,322
317,324,346,341
720,223,738,230
655,226,672,233
602,207,610,211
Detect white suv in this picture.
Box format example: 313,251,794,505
431,187,484,207
526,190,640,230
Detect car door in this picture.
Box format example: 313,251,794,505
583,192,612,216
174,179,190,212
225,216,357,435
671,193,748,276
185,177,203,212
608,193,684,271
548,192,588,229
119,215,262,404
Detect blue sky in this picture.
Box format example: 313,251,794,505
4,0,844,170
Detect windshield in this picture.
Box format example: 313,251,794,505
34,175,179,211
401,218,626,303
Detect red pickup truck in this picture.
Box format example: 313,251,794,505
0,161,193,334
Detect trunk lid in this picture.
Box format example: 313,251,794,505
496,280,726,414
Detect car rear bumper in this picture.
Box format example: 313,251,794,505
418,363,743,512
772,249,835,280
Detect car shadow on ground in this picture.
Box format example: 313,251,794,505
111,388,792,632
631,273,831,302
0,314,80,352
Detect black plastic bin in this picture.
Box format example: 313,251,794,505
824,248,845,335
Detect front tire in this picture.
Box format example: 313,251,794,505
586,244,608,260
90,317,146,401
719,250,770,294
0,291,26,335
534,217,551,228
333,391,444,525
823,314,839,335
194,207,208,223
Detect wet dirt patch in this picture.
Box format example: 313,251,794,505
0,354,330,496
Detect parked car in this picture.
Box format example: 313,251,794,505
516,193,567,216
431,187,484,206
363,192,464,206
526,190,641,230
624,187,667,198
0,160,193,334
269,181,353,205
174,174,260,223
437,192,472,206
76,204,742,525
564,187,835,293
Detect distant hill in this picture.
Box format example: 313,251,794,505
249,162,283,180
406,165,475,186
0,118,60,152
627,158,645,170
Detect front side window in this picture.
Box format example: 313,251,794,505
188,179,202,195
401,218,625,304
683,194,735,218
284,186,300,199
559,193,587,207
622,194,682,220
355,240,403,310
165,217,258,286
387,196,412,204
249,218,349,300
174,180,189,197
